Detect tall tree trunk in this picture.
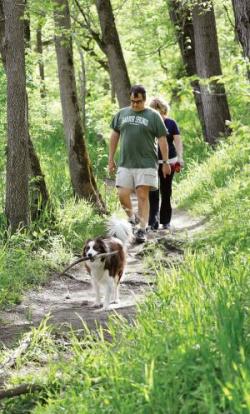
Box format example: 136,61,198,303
23,7,49,218
54,0,105,211
3,0,30,231
95,0,131,108
231,0,250,80
78,46,86,132
0,0,49,220
36,26,46,98
192,2,231,146
168,0,205,135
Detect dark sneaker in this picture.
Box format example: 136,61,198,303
162,223,171,230
150,221,159,231
135,229,147,243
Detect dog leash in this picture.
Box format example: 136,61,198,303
58,251,119,277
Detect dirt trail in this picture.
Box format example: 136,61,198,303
0,209,205,348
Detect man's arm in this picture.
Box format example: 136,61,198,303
108,130,120,174
158,136,171,177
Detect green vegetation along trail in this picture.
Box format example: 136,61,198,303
0,209,205,348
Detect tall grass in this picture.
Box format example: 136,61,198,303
175,123,250,216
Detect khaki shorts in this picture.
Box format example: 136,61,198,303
116,167,158,190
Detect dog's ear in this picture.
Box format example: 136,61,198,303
95,238,107,253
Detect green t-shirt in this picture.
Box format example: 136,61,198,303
110,107,168,168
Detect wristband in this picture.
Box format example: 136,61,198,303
162,160,169,164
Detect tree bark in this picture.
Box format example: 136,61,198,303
231,0,250,79
28,136,49,219
95,0,131,108
0,0,4,57
232,0,250,58
3,0,30,231
78,46,86,132
192,2,231,145
54,0,105,211
36,26,46,98
23,11,49,218
0,0,49,221
168,0,205,135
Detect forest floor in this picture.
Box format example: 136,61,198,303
0,208,207,349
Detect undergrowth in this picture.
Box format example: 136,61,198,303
175,122,250,216
0,198,108,308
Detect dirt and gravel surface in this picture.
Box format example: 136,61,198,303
0,209,206,348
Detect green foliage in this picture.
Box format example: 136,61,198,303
0,195,109,308
86,128,109,179
0,233,49,307
32,122,72,201
175,123,250,216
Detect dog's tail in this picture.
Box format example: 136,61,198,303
106,216,133,245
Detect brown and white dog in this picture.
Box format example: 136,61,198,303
83,217,132,310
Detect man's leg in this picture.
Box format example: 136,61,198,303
136,185,150,229
117,187,133,219
116,168,137,222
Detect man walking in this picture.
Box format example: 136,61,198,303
108,85,171,243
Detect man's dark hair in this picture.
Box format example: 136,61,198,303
130,85,146,100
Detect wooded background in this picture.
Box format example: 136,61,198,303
0,0,249,232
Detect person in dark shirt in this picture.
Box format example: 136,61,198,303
148,97,184,230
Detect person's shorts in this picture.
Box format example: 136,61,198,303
116,167,158,190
